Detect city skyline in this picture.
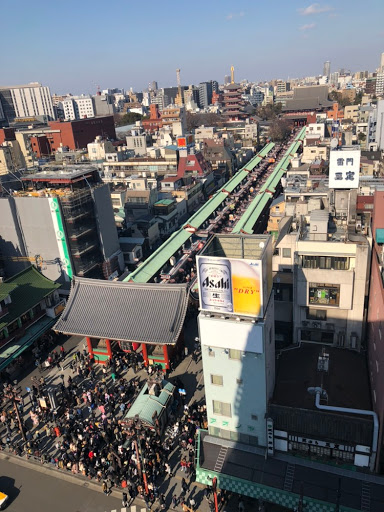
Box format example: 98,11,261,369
1,0,383,94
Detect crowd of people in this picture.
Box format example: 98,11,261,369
0,339,210,510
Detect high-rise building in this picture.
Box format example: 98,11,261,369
197,234,275,447
376,73,384,97
198,82,213,109
150,81,158,92
224,75,231,85
380,52,384,73
0,167,123,283
323,60,331,78
0,82,55,124
210,80,219,94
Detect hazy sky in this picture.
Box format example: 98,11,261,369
1,0,383,94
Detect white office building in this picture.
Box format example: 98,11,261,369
61,95,95,120
0,82,54,122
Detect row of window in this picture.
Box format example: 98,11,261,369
302,255,350,270
208,348,242,359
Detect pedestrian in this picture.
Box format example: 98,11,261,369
238,498,245,512
172,495,178,508
122,492,128,507
189,497,196,511
181,477,188,494
159,493,166,510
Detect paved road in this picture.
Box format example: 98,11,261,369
0,457,122,512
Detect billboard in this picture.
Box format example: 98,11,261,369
329,149,360,189
197,255,264,318
198,315,263,353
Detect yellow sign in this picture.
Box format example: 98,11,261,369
197,256,263,318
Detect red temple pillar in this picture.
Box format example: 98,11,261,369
86,337,93,359
105,339,112,359
132,342,140,351
162,345,170,370
142,343,148,367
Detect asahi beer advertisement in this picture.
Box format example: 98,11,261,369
197,256,263,318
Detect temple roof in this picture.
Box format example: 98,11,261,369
54,277,188,345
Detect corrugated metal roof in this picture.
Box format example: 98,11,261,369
54,278,188,344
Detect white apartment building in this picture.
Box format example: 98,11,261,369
0,82,54,121
61,96,95,120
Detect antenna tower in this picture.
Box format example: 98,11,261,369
176,68,183,105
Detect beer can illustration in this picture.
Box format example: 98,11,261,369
198,257,233,313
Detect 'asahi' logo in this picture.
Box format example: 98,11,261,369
202,277,230,289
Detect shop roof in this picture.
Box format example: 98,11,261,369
123,380,175,427
54,277,188,344
0,266,60,331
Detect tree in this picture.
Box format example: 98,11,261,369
268,119,293,142
186,112,223,132
354,91,363,105
358,132,366,142
114,112,143,127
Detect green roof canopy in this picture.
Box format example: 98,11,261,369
0,266,60,331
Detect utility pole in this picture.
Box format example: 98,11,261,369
212,477,219,512
3,382,26,442
134,420,149,495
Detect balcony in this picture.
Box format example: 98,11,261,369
69,226,95,240
72,241,98,257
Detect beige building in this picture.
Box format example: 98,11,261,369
301,143,328,163
273,210,370,351
344,105,359,123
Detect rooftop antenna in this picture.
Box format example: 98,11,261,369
176,68,183,105
231,66,235,84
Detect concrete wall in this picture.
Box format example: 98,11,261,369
91,184,121,262
199,297,275,447
0,197,68,283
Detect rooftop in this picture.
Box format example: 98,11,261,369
54,277,188,345
0,267,60,331
122,380,175,428
199,432,384,512
272,345,371,412
21,167,97,183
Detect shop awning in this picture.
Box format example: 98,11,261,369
0,316,56,372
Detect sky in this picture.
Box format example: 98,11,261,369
1,0,383,94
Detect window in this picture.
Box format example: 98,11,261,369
282,248,291,258
7,320,19,334
301,329,334,344
212,400,232,417
251,414,258,421
229,349,241,360
309,283,340,306
273,248,280,256
306,308,327,320
211,374,223,386
302,256,349,270
236,378,243,385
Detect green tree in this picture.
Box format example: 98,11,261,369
358,132,366,142
114,112,143,127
